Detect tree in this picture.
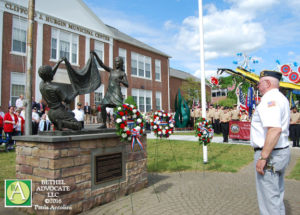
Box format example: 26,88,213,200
217,75,251,101
180,77,211,108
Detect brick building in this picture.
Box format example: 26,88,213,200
0,0,170,112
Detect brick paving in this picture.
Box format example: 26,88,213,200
80,148,300,215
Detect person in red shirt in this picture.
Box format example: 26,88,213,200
4,106,18,151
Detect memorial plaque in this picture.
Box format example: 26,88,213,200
95,153,122,184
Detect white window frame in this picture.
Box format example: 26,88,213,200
94,85,104,105
131,88,152,113
155,59,161,81
10,72,26,106
131,52,152,80
211,89,228,97
119,48,127,73
94,40,104,68
11,16,27,55
50,28,79,65
156,91,162,110
121,86,127,102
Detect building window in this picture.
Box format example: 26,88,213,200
94,85,104,106
51,28,79,64
155,59,161,81
211,89,227,97
119,48,127,72
94,40,104,68
131,89,152,113
156,91,161,110
131,53,137,76
131,52,151,79
12,17,27,54
11,73,25,106
121,87,127,101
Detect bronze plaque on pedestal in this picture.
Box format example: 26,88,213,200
95,153,122,184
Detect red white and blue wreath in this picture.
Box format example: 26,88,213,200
115,103,145,150
195,118,214,145
151,110,175,138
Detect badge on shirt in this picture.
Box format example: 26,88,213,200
267,101,276,107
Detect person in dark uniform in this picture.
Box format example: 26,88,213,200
213,106,221,134
289,106,300,147
220,107,231,142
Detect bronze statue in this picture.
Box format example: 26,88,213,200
38,52,100,131
38,59,82,130
92,52,129,128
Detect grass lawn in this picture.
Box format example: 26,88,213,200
147,139,253,173
286,157,300,180
173,131,223,137
0,151,16,198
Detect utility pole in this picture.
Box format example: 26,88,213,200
25,0,35,135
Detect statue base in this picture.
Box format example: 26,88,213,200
13,130,147,215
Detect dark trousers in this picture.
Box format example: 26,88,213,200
290,124,300,147
221,122,229,142
214,119,221,134
4,132,14,151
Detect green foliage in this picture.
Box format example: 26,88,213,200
286,157,300,181
180,77,211,107
218,75,251,100
218,98,236,107
0,151,16,198
124,96,137,107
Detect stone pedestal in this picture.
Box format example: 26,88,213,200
14,131,147,215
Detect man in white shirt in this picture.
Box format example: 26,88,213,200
251,70,290,215
73,103,84,129
32,107,40,135
15,94,24,109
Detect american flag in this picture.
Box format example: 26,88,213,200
237,87,247,111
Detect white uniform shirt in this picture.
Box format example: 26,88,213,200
15,98,24,109
73,108,84,122
250,89,290,148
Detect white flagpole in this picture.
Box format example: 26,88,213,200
198,0,207,163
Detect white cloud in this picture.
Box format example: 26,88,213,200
288,51,295,56
172,5,266,62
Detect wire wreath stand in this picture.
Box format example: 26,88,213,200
149,111,182,203
194,117,214,177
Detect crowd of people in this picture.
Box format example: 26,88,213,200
0,94,109,152
190,104,250,142
190,103,300,145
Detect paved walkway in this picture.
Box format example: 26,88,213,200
81,146,300,215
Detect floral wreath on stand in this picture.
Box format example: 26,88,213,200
115,103,145,151
195,118,214,145
151,110,175,138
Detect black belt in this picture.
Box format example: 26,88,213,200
254,145,289,152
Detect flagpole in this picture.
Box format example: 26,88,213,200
25,0,35,135
198,0,207,163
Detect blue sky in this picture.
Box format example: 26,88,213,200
83,0,300,79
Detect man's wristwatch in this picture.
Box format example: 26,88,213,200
259,155,268,160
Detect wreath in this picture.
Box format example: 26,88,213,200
151,110,175,138
195,118,214,145
115,103,145,150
